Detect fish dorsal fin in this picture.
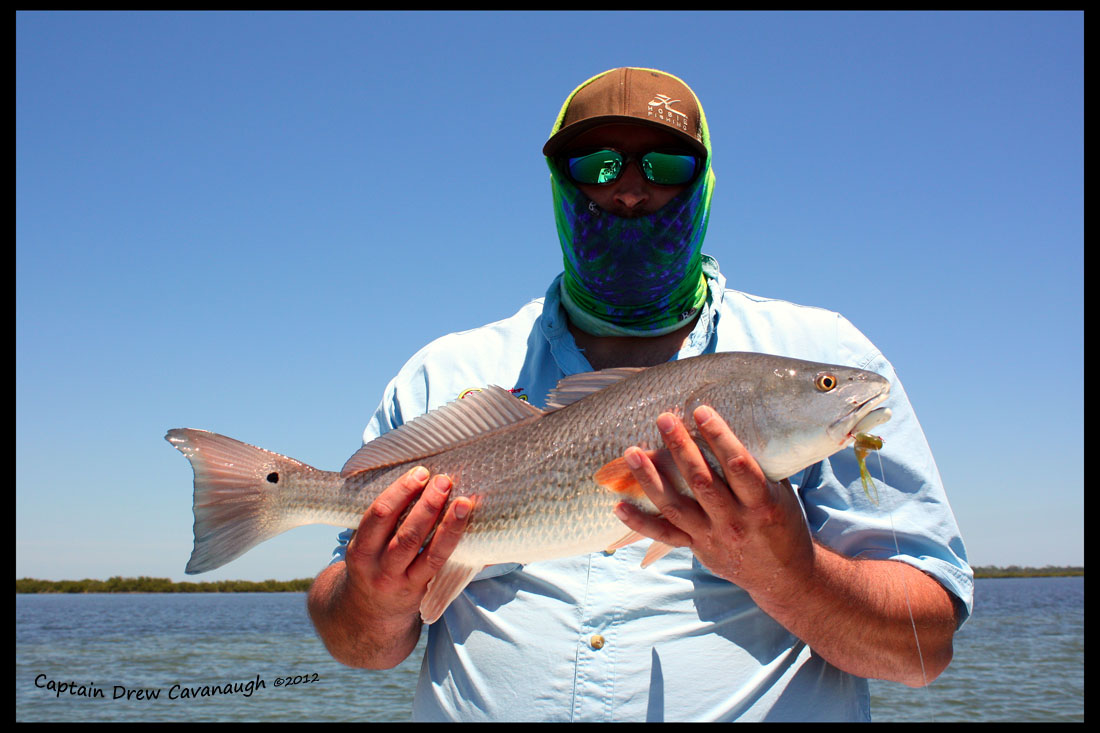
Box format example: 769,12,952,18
340,386,544,477
544,367,646,411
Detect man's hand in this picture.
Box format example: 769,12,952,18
308,466,472,669
612,405,815,605
345,466,473,620
613,405,959,686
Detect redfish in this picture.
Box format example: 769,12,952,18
166,352,890,623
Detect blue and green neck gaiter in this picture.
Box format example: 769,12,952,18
545,94,716,336
549,161,715,337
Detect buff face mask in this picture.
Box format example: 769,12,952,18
548,160,715,336
546,76,716,337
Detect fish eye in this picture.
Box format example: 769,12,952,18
814,373,838,392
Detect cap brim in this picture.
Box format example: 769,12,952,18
542,116,707,159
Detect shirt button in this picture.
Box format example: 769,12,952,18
590,634,605,650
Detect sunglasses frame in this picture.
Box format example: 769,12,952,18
558,147,702,187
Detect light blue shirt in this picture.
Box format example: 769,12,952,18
331,256,973,722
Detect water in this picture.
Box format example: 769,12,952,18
16,577,1083,722
16,592,426,722
868,576,1084,722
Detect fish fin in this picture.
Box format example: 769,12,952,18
420,557,482,624
341,386,544,477
544,367,646,410
593,449,672,500
605,530,646,553
594,456,648,500
165,429,311,574
641,541,677,568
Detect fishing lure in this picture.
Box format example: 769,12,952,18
853,431,884,504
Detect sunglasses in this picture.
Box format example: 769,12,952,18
561,148,701,187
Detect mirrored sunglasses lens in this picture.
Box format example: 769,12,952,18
567,151,623,184
642,153,699,185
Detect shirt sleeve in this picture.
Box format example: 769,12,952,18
797,314,974,626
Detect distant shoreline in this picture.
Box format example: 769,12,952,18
15,576,313,594
971,565,1083,578
14,566,1084,593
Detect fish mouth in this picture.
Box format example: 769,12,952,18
850,406,892,436
830,390,891,444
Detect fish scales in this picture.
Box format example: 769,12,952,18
166,352,891,622
408,357,726,561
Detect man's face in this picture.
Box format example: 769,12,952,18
559,123,697,218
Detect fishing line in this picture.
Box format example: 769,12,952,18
874,450,933,703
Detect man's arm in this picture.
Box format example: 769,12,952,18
307,467,472,669
613,406,957,687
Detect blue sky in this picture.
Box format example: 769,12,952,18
17,11,1082,581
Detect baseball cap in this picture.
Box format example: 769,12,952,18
543,67,708,159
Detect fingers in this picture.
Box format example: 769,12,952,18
655,412,731,510
341,466,472,622
691,406,773,508
613,491,692,549
617,408,810,589
351,467,470,582
407,496,473,587
627,407,774,534
350,466,434,561
382,473,457,574
620,445,705,535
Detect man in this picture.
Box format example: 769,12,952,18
308,67,973,721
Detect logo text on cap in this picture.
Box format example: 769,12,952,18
647,93,689,131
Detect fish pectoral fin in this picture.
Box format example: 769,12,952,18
420,557,482,625
641,541,677,568
594,450,663,500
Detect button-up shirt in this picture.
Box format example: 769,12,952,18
330,256,973,721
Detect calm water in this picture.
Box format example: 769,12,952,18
16,576,1083,722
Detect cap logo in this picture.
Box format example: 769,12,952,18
647,93,689,131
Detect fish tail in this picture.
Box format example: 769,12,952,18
165,428,312,574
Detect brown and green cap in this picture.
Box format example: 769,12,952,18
543,67,708,159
